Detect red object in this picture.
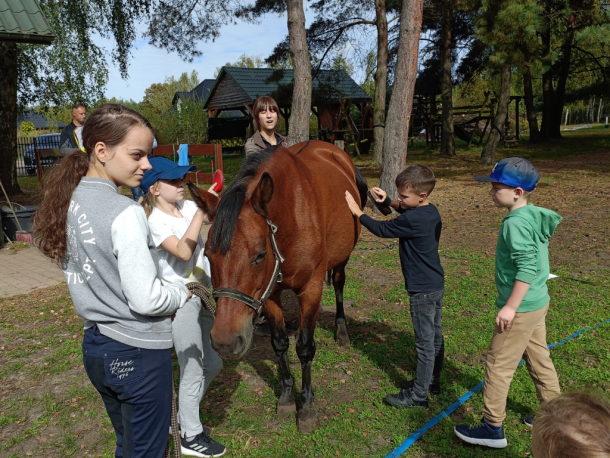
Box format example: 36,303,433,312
212,169,224,191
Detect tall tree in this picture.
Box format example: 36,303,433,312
286,0,312,144
522,67,541,143
439,0,455,156
476,0,543,161
480,64,511,164
270,0,400,162
1,0,148,195
373,0,389,166
379,0,425,200
0,43,21,195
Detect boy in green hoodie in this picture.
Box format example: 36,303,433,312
454,157,562,449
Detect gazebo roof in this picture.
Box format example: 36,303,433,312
204,67,371,111
0,0,54,44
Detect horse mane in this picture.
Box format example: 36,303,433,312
211,146,279,253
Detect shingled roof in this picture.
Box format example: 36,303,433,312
17,109,66,130
204,67,371,111
0,0,54,44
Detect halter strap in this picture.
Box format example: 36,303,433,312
212,218,285,320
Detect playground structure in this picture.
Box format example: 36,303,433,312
411,93,524,149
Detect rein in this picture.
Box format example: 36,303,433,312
211,218,285,320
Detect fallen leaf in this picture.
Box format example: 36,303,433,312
348,408,355,414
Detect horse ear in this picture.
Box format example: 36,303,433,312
186,182,219,221
251,172,274,216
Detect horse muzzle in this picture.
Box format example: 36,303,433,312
210,322,253,360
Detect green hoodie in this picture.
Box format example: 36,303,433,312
495,203,562,312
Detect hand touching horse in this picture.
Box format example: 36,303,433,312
187,141,368,433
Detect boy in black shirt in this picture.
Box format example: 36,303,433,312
345,164,445,408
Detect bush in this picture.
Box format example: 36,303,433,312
20,121,35,134
148,99,209,145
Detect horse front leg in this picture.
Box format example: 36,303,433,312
265,290,296,417
296,280,322,433
332,262,350,346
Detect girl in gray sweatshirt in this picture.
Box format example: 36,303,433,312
34,104,190,458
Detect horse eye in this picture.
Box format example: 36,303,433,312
253,251,266,264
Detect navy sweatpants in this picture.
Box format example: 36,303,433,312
82,326,172,458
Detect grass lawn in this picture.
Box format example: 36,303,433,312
2,129,609,457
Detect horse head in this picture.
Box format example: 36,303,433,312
187,173,276,360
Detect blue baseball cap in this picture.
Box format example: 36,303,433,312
475,157,539,191
140,157,196,193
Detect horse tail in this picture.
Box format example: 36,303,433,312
354,165,368,210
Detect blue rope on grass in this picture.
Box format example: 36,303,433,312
384,317,610,458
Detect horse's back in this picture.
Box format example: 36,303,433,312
288,141,362,268
290,141,360,200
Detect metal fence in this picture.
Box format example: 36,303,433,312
16,134,62,177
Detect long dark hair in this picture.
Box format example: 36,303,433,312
34,104,153,263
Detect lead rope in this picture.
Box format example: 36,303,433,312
186,282,216,314
164,385,182,458
164,283,215,458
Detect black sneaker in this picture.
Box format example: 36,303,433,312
454,419,507,448
399,379,441,395
384,387,428,408
181,432,226,457
524,415,535,428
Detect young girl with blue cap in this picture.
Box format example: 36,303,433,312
140,157,226,457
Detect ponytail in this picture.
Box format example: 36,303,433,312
140,183,159,218
33,151,90,263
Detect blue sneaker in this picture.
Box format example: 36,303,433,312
454,419,508,448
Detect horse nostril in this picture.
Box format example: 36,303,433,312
233,335,246,355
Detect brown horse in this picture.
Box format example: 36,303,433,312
187,140,368,433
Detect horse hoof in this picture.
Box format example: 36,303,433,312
335,323,350,347
277,399,296,418
297,406,320,434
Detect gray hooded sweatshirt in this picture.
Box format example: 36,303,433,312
63,177,189,349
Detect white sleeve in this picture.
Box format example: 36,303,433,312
111,205,189,316
148,211,176,248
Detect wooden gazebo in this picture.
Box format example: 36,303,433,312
204,67,374,154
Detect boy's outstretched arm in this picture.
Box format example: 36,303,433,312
496,280,530,331
345,191,364,217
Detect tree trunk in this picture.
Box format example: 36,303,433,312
440,0,455,156
480,64,511,165
550,12,576,139
372,0,388,166
539,12,554,141
286,0,312,145
379,0,424,199
522,68,540,143
0,42,21,196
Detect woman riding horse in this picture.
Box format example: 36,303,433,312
187,141,368,433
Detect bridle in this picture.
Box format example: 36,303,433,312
211,218,285,320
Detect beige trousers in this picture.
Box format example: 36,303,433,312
483,304,561,426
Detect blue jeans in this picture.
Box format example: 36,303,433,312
409,289,445,401
82,326,172,458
